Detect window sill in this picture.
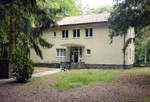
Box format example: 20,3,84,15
72,37,80,39
86,54,91,56
56,56,66,58
85,37,93,39
62,38,68,40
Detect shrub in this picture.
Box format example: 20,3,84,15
12,50,34,82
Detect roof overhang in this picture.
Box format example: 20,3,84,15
58,21,107,27
61,43,85,47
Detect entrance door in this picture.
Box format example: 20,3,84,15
73,51,78,63
70,47,82,63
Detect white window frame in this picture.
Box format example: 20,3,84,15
86,49,91,56
56,49,66,57
62,30,68,39
72,29,80,39
85,28,93,38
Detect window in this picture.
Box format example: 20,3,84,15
62,30,68,39
56,49,66,57
54,32,56,37
85,28,93,37
73,29,80,38
86,49,91,55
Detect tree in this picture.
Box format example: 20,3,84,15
0,0,59,81
108,0,150,64
108,0,150,40
135,27,150,63
86,5,113,14
45,0,81,17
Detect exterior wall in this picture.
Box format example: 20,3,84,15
30,23,134,66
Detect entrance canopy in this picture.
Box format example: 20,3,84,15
61,43,85,47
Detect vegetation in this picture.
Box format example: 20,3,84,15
0,0,80,82
30,68,150,89
85,5,113,14
12,48,33,82
31,69,121,89
108,0,150,63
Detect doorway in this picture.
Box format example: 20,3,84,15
70,47,82,63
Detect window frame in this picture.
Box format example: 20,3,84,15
86,49,91,56
62,30,68,39
85,28,93,38
56,49,66,57
72,29,80,39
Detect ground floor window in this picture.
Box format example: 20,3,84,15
86,49,91,55
56,49,66,57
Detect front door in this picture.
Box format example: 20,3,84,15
70,47,82,63
73,51,78,63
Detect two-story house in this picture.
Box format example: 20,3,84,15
30,13,135,69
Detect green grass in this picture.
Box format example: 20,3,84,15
31,69,121,89
33,67,56,73
30,67,150,89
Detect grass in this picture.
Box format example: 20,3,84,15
33,67,56,73
31,69,121,89
30,67,150,89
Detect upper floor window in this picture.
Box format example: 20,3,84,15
54,32,56,37
56,49,66,57
73,29,80,38
62,30,68,39
85,28,93,37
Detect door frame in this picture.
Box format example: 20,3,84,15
70,47,82,63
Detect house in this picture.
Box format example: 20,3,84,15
30,13,135,69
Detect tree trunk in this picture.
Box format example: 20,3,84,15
144,49,147,64
9,15,15,61
123,33,126,68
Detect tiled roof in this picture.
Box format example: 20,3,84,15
57,13,110,26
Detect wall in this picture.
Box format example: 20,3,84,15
30,23,134,65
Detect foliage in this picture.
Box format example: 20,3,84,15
44,0,81,17
108,0,150,40
86,5,113,14
12,48,34,82
135,27,150,63
108,0,150,63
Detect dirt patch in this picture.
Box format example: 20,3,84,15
1,72,150,102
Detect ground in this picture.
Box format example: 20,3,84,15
33,67,55,73
1,67,150,102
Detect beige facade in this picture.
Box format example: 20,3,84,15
30,23,135,67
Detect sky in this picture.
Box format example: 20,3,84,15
81,0,114,8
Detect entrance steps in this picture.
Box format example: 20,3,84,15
71,62,85,69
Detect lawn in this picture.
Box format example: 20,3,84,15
31,67,150,89
33,67,56,73
1,67,150,102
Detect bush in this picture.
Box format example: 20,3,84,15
12,50,34,82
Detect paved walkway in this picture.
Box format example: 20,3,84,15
0,69,61,84
32,69,61,77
